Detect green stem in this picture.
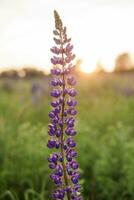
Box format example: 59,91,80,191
60,30,71,200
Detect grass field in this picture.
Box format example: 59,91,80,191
0,73,134,200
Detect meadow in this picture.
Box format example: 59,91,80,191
0,72,134,200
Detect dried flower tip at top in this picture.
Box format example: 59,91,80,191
54,10,63,31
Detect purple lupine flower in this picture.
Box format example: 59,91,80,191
47,10,82,200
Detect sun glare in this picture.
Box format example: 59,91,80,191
80,51,118,73
80,62,96,73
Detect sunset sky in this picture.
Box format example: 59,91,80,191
0,0,134,73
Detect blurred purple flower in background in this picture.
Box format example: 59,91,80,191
114,85,134,97
30,78,50,104
47,10,82,200
30,83,44,104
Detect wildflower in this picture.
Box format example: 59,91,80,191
47,10,82,200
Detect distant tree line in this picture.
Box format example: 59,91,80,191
0,67,46,78
0,52,134,78
114,52,134,72
94,52,134,73
75,53,134,74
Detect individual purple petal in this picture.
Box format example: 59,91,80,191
53,107,61,114
51,89,61,98
68,141,76,148
71,161,79,170
67,99,77,107
71,176,78,184
65,127,73,135
67,38,71,42
70,130,77,136
53,30,59,35
63,88,69,95
66,137,76,148
47,139,55,148
66,154,72,162
51,68,61,75
59,156,63,162
48,156,53,162
65,127,77,136
50,174,62,187
48,153,59,163
55,129,61,137
63,144,67,150
51,58,57,65
67,107,77,115
48,123,56,129
67,167,73,176
53,37,61,45
51,116,59,124
55,169,63,177
58,79,64,86
65,54,75,63
74,184,81,191
63,110,68,116
68,149,77,157
66,117,75,127
48,154,57,163
49,111,56,118
49,163,56,169
51,78,59,86
50,46,61,55
55,165,63,176
67,76,76,86
48,128,55,136
65,55,72,63
68,88,77,97
65,43,73,54
58,119,63,127
55,140,60,149
51,100,59,107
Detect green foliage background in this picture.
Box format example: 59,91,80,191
0,73,134,200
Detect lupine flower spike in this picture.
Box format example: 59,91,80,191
47,10,82,200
